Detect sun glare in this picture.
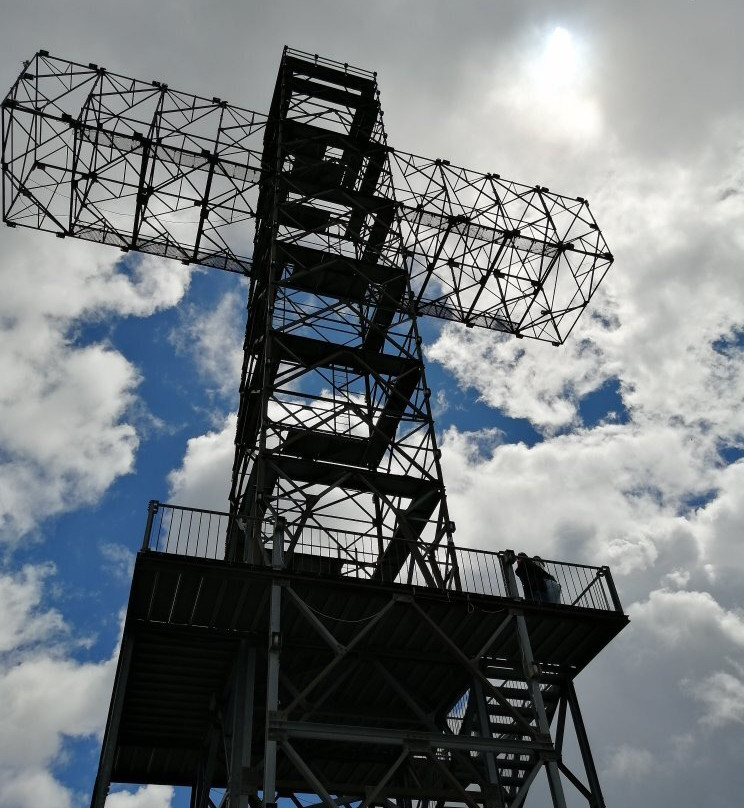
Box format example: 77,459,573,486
496,24,603,141
535,26,581,88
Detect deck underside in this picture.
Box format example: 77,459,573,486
108,551,628,793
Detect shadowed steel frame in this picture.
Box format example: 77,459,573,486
3,46,622,808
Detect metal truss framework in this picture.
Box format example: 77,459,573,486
3,47,621,808
248,543,610,808
234,594,605,808
91,543,623,808
226,50,457,588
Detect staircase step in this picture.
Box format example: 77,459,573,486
487,704,537,720
280,119,387,194
285,157,346,188
282,119,383,160
271,454,440,500
271,332,420,380
484,686,559,706
280,176,393,217
277,202,333,233
372,492,442,584
290,76,375,110
276,242,405,305
280,428,369,467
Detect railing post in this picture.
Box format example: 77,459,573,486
498,549,520,599
601,566,623,613
141,500,159,551
272,517,286,570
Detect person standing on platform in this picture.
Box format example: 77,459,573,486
514,553,562,604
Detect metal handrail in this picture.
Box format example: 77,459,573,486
141,501,623,613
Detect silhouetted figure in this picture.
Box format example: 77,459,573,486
515,553,561,604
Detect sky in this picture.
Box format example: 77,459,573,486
1,0,743,806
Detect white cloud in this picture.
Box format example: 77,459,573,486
661,568,691,590
689,670,744,728
0,768,75,808
0,564,66,653
686,459,744,577
105,785,175,808
489,24,604,145
167,412,236,512
0,653,113,768
604,744,654,781
0,565,117,807
438,421,712,573
629,588,744,650
169,286,246,397
0,232,192,541
99,543,136,583
427,321,614,432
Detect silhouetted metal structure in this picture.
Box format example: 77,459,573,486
3,47,624,808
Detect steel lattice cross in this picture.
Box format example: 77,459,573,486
2,49,612,344
3,47,626,808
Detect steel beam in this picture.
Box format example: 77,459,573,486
567,681,606,808
281,740,339,808
268,718,555,756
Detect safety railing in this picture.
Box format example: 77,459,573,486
458,547,622,612
141,501,623,613
143,500,229,559
284,46,378,82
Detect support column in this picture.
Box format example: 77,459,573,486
91,635,134,808
567,681,606,808
228,642,257,808
263,519,285,808
192,713,220,808
514,613,568,808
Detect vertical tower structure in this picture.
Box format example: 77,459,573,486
229,52,456,588
2,47,626,808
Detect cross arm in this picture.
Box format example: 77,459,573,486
2,51,262,274
3,51,613,343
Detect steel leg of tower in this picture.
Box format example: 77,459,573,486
568,681,606,807
187,641,257,808
550,682,607,808
226,642,257,808
262,521,286,808
191,719,220,808
473,680,504,808
514,613,568,808
90,636,134,808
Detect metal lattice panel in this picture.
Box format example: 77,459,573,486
3,50,612,341
2,51,263,271
390,152,612,342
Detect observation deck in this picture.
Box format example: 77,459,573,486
95,502,628,804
